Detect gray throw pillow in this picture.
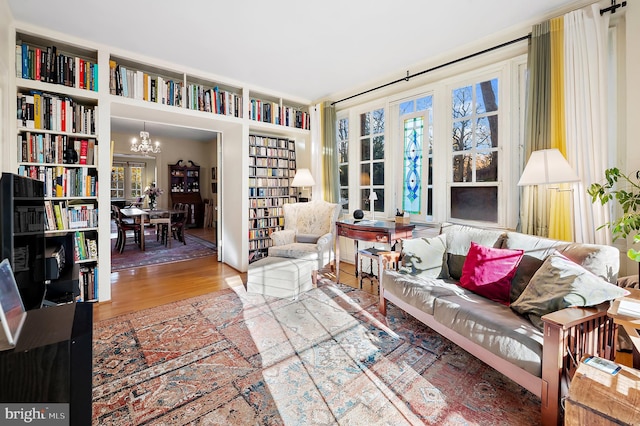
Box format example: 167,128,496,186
511,252,629,329
398,234,447,279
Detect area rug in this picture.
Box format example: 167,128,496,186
110,230,216,271
92,280,541,425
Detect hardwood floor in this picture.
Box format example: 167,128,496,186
94,227,364,322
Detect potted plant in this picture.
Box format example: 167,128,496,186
588,167,640,275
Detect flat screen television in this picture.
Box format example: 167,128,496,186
0,173,46,310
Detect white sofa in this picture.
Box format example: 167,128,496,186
379,223,627,425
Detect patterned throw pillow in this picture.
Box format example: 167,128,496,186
398,234,447,279
511,251,629,329
458,242,524,305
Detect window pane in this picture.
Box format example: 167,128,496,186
476,116,498,148
450,186,498,222
452,120,472,152
372,162,384,185
452,85,473,119
339,140,348,163
360,138,371,161
360,112,370,136
476,79,498,113
399,100,414,115
452,154,473,183
476,151,498,182
361,189,371,210
360,164,370,185
416,96,432,112
339,165,349,186
372,136,384,160
373,189,384,212
337,118,349,141
372,109,384,134
340,188,349,211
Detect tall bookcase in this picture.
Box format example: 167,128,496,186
15,31,100,302
248,134,297,263
169,160,203,227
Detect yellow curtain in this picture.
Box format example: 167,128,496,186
547,17,572,241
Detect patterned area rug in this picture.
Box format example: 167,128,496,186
110,229,216,271
92,280,541,425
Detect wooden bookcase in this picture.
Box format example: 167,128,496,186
15,31,100,302
248,134,297,263
169,160,203,227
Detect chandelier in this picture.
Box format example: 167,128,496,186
131,123,161,155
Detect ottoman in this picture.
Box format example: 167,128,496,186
246,256,316,299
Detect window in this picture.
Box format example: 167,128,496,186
450,78,499,222
129,163,144,197
399,95,433,220
359,108,384,212
337,117,349,211
111,163,125,198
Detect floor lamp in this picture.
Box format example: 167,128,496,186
291,168,315,202
518,148,580,240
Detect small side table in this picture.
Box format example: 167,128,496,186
608,288,640,368
356,248,400,294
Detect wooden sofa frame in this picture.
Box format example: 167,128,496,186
379,277,617,425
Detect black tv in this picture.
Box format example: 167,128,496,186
0,173,46,310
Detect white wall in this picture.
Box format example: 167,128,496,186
0,0,12,172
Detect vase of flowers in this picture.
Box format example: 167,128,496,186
144,185,164,210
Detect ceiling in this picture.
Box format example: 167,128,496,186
7,0,585,140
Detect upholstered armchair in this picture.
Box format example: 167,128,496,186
269,200,342,270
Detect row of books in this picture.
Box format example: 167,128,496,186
109,61,184,107
185,84,242,117
249,136,293,149
249,146,294,159
250,167,293,178
17,91,97,135
249,187,296,198
251,157,290,168
248,228,274,240
249,237,275,250
78,265,98,302
249,207,283,218
45,201,98,231
249,197,291,208
73,230,98,261
18,133,97,166
19,165,98,198
16,41,98,91
248,99,311,130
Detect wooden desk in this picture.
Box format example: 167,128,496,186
335,219,414,284
608,288,640,368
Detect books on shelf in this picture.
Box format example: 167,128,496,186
17,91,97,135
18,132,97,165
15,40,98,91
186,84,242,117
109,60,184,107
21,165,98,198
249,98,310,130
44,200,98,231
78,264,98,302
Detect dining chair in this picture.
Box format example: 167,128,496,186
171,205,189,245
113,205,141,253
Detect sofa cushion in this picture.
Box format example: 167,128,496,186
502,232,567,303
382,270,467,315
459,242,524,305
398,234,447,279
440,224,505,280
511,252,629,329
433,293,544,377
296,233,320,244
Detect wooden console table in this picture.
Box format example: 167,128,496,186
335,219,414,284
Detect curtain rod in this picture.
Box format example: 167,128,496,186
600,0,626,15
331,34,531,106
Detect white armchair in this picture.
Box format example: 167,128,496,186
268,200,342,270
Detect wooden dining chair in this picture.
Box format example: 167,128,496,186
171,205,189,245
113,205,141,253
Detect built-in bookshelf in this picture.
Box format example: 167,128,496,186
109,56,243,117
248,134,297,263
249,95,310,130
15,31,100,303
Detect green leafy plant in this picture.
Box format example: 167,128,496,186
587,167,640,263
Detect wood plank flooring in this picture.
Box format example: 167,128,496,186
94,227,364,322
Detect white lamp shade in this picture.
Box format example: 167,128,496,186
368,191,378,201
291,168,315,187
517,149,579,186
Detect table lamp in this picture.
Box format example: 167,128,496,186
291,168,315,202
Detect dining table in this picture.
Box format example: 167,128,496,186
120,207,180,251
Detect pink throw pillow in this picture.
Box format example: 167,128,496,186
459,242,524,305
